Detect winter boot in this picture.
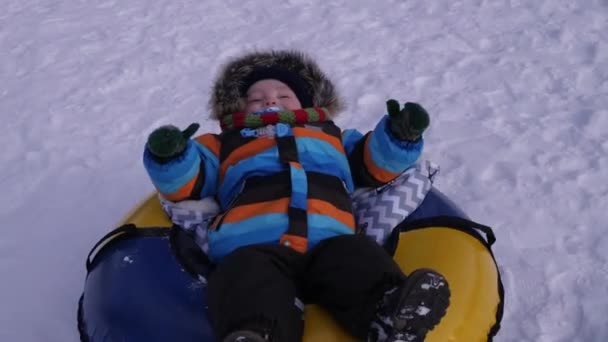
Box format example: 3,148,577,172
368,269,450,342
222,330,269,342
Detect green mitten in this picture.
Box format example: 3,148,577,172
386,99,430,142
147,123,200,162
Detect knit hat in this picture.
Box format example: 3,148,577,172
239,67,313,108
209,50,345,119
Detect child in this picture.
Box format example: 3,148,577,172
143,50,450,342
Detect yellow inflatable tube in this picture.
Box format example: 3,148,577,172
302,226,502,342
122,194,503,342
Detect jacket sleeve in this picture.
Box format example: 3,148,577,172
342,115,423,188
143,133,221,201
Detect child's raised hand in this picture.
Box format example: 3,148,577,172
146,123,199,162
386,99,430,142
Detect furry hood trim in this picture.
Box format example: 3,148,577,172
208,50,345,119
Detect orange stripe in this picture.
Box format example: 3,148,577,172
308,199,355,229
161,171,200,201
222,198,290,224
292,127,345,153
194,134,221,157
280,234,308,253
363,136,400,183
222,198,354,229
219,138,277,181
289,161,303,169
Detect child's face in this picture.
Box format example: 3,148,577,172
244,79,302,113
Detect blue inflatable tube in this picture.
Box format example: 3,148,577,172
79,234,215,341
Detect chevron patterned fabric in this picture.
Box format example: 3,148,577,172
159,195,220,253
352,161,439,245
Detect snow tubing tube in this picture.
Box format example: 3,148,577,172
78,187,504,342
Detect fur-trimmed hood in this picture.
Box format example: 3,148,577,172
208,50,345,119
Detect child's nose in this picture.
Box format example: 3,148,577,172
265,99,277,106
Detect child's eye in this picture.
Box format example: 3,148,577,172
279,95,290,99
248,99,261,103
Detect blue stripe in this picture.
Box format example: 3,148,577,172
341,129,364,155
194,142,220,198
295,137,354,192
219,147,285,207
307,214,355,247
290,165,308,209
368,116,424,174
207,213,288,261
143,141,201,194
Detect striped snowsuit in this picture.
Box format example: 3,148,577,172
143,111,423,262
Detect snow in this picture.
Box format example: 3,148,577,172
415,306,431,316
1,0,607,341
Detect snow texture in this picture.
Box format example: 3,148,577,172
1,0,607,341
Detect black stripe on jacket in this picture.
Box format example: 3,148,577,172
233,171,353,213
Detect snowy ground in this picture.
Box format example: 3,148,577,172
1,0,607,341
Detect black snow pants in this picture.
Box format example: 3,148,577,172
207,234,407,342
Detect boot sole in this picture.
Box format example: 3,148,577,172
222,330,268,342
387,269,451,342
